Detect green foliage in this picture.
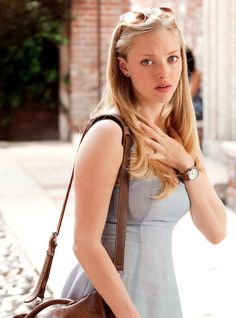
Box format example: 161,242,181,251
0,0,70,125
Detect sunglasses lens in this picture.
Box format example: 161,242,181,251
159,7,174,14
120,11,146,24
119,7,173,25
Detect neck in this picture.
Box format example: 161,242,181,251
139,102,165,126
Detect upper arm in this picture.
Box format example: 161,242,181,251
73,119,124,246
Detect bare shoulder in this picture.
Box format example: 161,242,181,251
76,119,124,174
81,118,123,148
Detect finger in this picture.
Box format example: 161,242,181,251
148,152,161,160
144,138,165,161
147,122,166,138
139,121,165,141
168,127,183,144
148,146,163,160
144,137,162,151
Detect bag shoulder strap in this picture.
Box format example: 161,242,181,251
25,114,133,303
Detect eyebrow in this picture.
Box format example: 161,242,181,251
140,50,180,57
167,50,180,55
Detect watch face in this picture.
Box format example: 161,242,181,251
188,167,199,180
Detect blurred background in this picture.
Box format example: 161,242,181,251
0,1,236,317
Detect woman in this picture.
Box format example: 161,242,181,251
62,7,226,318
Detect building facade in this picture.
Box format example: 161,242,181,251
59,0,129,140
59,0,203,139
60,0,236,152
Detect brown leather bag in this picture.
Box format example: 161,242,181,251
13,114,133,318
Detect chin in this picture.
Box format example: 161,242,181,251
156,98,172,104
155,93,174,104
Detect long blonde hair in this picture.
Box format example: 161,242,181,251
91,8,200,198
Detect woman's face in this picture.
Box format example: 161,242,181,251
118,29,182,108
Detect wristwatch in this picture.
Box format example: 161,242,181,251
177,162,199,182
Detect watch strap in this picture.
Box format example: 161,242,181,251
177,162,197,181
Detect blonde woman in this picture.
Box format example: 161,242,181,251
62,7,226,318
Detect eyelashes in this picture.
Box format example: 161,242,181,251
141,59,153,66
140,56,180,66
167,56,180,63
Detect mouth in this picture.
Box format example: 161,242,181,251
155,84,173,93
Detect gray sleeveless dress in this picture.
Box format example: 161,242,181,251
61,176,190,318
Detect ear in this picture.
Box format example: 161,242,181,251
117,57,130,77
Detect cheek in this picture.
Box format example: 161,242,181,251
132,69,153,86
129,68,148,86
174,64,182,83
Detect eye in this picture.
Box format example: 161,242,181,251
168,55,180,64
141,59,153,66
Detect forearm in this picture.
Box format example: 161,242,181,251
74,241,140,318
184,171,227,244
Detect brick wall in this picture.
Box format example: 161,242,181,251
68,0,129,132
64,0,202,136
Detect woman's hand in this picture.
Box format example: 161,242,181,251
139,121,194,173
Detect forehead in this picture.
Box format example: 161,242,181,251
128,29,181,56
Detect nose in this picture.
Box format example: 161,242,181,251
156,63,170,79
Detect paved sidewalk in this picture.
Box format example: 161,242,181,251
0,212,53,317
0,141,236,318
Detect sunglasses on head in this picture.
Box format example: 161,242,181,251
119,7,174,25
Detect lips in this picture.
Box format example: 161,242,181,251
155,84,173,92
